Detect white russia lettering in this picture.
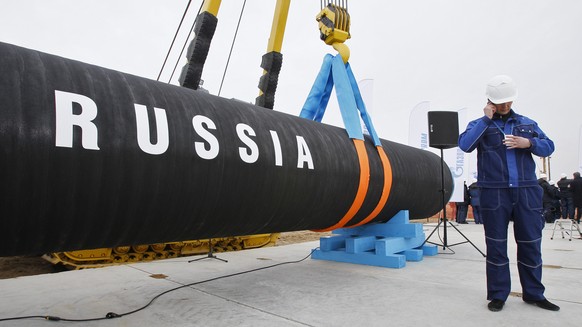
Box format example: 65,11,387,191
135,104,169,155
54,90,314,169
55,90,100,150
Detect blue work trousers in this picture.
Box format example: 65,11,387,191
560,197,574,219
456,204,468,223
480,186,546,302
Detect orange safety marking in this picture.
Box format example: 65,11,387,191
346,145,393,227
313,139,370,232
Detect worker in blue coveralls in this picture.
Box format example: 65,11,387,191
459,75,559,312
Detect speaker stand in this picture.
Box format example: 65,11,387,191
422,148,485,257
188,239,228,263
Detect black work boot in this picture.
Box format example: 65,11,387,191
488,299,505,312
524,299,560,311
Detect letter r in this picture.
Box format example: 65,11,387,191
54,90,100,150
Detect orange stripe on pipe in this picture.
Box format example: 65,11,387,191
346,146,393,227
313,139,370,232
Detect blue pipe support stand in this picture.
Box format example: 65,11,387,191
311,210,438,268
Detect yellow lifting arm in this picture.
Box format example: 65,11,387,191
266,0,291,53
201,0,222,16
255,0,291,109
178,0,223,90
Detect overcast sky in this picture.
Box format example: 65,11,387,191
1,0,581,179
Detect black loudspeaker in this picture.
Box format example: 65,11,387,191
428,111,459,149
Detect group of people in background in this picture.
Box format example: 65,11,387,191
538,171,582,224
456,171,582,225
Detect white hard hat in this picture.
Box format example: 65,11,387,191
486,75,517,104
549,180,556,186
540,173,547,179
561,173,567,178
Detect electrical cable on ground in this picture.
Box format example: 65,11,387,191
0,248,317,323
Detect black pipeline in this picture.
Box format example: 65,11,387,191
0,42,452,256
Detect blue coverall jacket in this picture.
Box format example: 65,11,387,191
458,110,554,188
459,109,554,302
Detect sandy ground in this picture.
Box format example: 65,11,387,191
0,230,331,280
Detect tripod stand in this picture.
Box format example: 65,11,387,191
188,239,228,263
422,148,485,257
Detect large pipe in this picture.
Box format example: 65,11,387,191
0,42,452,257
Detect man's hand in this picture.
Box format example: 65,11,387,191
504,135,532,149
484,103,496,119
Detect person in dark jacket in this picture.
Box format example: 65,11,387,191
557,173,574,219
459,75,559,312
570,172,582,223
538,174,560,223
456,181,470,224
548,180,562,222
468,179,482,224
